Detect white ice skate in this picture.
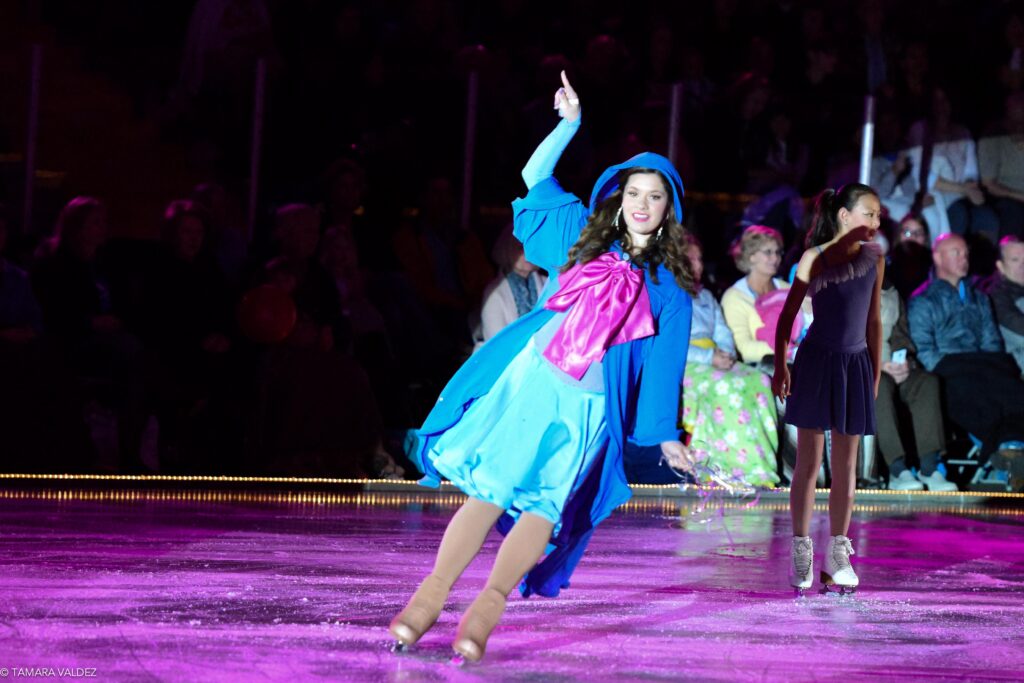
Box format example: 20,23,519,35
789,536,814,596
820,535,858,595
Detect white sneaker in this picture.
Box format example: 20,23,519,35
918,470,958,492
889,469,924,491
822,535,858,591
789,536,814,591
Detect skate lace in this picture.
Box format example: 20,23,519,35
831,536,855,570
793,539,813,576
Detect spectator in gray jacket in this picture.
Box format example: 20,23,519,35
988,236,1024,374
908,233,1024,479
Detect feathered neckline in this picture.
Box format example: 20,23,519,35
809,241,883,296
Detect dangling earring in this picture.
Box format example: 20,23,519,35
613,206,623,228
656,225,664,241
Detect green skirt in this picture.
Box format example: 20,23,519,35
681,362,780,488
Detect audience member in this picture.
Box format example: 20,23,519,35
141,199,234,469
908,233,1024,476
392,176,494,349
987,236,1024,374
680,234,780,488
0,205,90,470
905,86,998,240
31,197,150,472
323,158,397,272
319,224,411,433
979,93,1024,238
191,181,247,289
722,225,796,366
876,276,954,491
476,224,546,347
889,215,934,300
251,203,403,478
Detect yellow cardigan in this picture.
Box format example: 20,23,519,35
720,277,790,363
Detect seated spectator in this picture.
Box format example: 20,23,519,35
896,213,930,247
741,107,809,242
392,175,494,349
870,112,924,237
979,93,1024,239
680,234,780,488
0,205,89,470
722,225,798,367
320,225,411,433
250,204,403,478
987,236,1024,374
876,277,955,491
889,214,934,300
475,224,547,347
320,226,387,348
905,86,998,241
140,200,234,469
322,158,398,273
191,182,247,289
31,197,149,473
264,204,345,351
908,233,1024,478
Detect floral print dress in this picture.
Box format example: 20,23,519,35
680,289,780,487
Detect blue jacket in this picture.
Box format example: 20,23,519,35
907,277,1003,371
409,157,692,598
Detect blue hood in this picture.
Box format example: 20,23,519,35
588,152,686,222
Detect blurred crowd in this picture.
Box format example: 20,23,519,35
2,0,1023,488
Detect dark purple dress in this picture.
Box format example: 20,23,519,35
785,242,882,435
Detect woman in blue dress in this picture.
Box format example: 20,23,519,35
390,72,697,662
771,184,884,595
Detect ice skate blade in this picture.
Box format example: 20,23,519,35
819,573,857,596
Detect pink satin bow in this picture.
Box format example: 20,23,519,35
542,252,655,379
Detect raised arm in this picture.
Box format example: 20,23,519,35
522,71,581,189
512,71,588,273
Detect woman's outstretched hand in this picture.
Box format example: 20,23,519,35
661,440,697,476
553,70,580,122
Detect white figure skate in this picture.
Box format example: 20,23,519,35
820,535,858,595
789,536,814,596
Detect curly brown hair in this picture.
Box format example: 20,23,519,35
561,168,696,294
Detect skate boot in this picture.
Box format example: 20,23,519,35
820,535,858,595
389,574,450,649
789,536,814,595
451,587,506,664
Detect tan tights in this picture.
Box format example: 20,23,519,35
431,497,554,596
789,428,859,537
